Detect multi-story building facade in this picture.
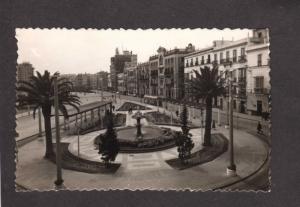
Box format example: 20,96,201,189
17,62,35,96
184,46,214,102
184,29,270,116
149,55,159,97
246,29,270,116
214,38,248,113
107,73,112,91
74,73,90,91
117,73,126,94
17,62,34,84
147,44,195,101
97,71,109,91
124,62,138,95
136,62,150,97
110,48,137,91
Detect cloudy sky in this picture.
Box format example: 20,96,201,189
16,28,250,74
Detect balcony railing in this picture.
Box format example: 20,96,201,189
238,55,247,63
212,60,218,65
223,59,232,66
238,77,246,83
250,37,264,44
254,88,269,94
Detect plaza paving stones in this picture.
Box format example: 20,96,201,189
15,98,269,191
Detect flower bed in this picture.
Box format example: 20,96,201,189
51,143,120,174
166,133,228,170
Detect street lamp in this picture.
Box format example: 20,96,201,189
226,74,237,176
200,107,204,144
53,74,64,187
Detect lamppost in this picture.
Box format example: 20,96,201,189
200,107,204,144
53,74,64,187
226,74,237,176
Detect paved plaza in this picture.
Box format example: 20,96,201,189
15,95,269,191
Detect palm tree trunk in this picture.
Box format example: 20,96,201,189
203,97,212,146
43,109,54,159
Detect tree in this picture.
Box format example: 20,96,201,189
188,65,225,146
175,104,194,164
98,112,120,168
17,70,81,159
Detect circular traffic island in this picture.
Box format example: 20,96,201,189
94,126,177,153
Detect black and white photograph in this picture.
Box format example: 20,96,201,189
14,28,270,191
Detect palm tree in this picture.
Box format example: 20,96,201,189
17,70,81,159
188,65,225,146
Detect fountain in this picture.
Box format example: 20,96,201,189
132,107,145,140
94,106,177,153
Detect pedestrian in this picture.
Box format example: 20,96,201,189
112,105,115,111
175,110,179,117
257,121,263,134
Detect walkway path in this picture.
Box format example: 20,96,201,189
16,99,269,190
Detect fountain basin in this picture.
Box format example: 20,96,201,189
94,126,177,153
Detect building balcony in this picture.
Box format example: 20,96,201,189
223,59,232,67
212,60,218,65
250,37,264,44
238,77,246,84
238,55,247,63
254,88,269,94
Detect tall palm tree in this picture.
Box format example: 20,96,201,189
188,65,225,146
17,70,81,159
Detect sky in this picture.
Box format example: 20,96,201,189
16,28,250,74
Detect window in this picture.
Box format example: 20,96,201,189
195,57,199,65
190,58,194,66
214,54,218,63
233,49,237,62
255,76,264,89
258,32,262,38
241,48,245,56
233,100,236,109
226,51,230,61
220,52,223,63
201,56,204,64
207,54,211,63
257,54,262,66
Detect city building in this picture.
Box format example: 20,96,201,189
74,73,90,91
147,44,195,102
184,46,214,102
107,73,112,91
117,73,126,94
124,62,138,95
110,48,137,91
136,62,150,97
17,62,34,84
17,62,35,96
214,38,249,113
246,29,270,116
183,29,270,117
97,71,109,91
